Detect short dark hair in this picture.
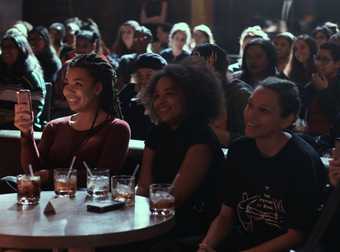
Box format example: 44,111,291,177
143,64,224,125
134,53,167,71
68,53,119,116
320,42,340,62
257,77,301,118
76,30,99,44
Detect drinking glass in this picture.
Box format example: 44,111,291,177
149,184,175,216
17,174,41,205
54,169,77,198
87,169,110,200
111,175,135,206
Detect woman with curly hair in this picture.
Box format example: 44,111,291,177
28,26,62,82
15,53,130,188
137,63,225,238
0,29,45,130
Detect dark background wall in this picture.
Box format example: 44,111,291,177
22,0,191,48
2,0,340,54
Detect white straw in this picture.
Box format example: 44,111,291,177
82,161,93,177
28,164,34,177
67,156,77,178
132,164,140,178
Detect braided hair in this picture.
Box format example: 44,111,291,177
68,53,121,117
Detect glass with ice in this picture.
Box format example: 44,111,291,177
111,175,135,206
54,169,77,198
149,184,175,216
87,169,110,200
17,174,41,205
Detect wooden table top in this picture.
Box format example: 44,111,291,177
0,191,175,249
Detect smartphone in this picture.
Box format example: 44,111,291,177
16,89,32,113
87,200,125,213
335,138,340,159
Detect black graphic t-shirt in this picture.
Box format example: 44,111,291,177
223,134,326,249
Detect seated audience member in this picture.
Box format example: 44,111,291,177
329,32,340,46
302,42,340,139
150,22,171,53
81,18,111,58
119,52,166,140
312,25,332,49
192,43,252,146
234,38,278,88
228,26,269,73
15,53,130,188
198,77,325,252
116,26,153,90
49,22,66,56
52,29,103,118
273,32,295,74
0,29,45,130
137,64,225,238
192,24,215,49
160,22,191,64
323,21,339,36
28,26,62,82
321,149,340,251
110,20,140,61
74,29,98,55
286,34,317,90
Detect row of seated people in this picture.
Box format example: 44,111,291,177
1,18,340,153
1,18,340,251
9,51,339,251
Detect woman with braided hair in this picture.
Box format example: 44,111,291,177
15,53,130,187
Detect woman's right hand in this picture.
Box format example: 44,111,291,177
14,104,34,135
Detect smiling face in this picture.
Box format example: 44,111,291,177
244,86,291,139
245,45,270,77
63,67,102,113
152,76,186,128
294,39,311,64
1,38,20,66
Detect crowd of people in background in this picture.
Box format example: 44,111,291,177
1,1,340,250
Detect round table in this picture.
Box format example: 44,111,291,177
0,191,175,249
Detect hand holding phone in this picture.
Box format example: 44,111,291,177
14,89,34,134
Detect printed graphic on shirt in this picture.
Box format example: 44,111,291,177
237,189,287,232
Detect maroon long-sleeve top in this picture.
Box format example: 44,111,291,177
20,116,131,187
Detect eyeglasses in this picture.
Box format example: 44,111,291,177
314,55,333,65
